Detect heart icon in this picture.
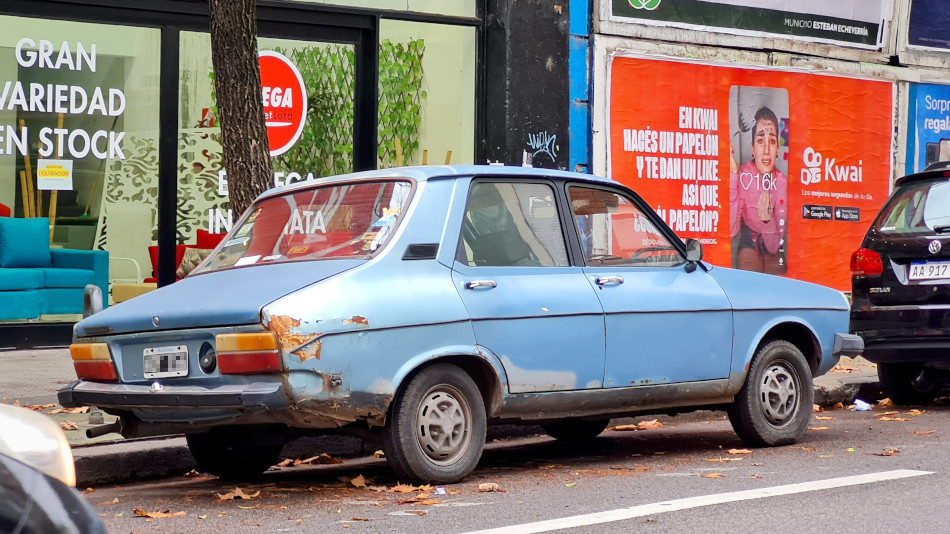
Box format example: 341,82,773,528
739,171,755,191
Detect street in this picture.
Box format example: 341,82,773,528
84,405,948,533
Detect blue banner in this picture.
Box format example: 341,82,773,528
907,83,950,175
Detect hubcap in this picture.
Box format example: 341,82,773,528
415,385,471,466
758,362,799,426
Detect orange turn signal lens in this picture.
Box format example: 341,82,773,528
69,343,118,381
215,333,281,375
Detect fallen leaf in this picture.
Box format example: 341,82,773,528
275,459,294,468
637,419,663,430
832,402,845,410
907,409,924,416
801,446,817,451
708,457,743,463
397,494,440,506
609,424,639,431
389,484,419,494
872,448,899,456
807,426,830,431
114,513,123,518
877,411,899,416
913,430,935,435
344,518,373,522
633,466,652,472
818,455,832,458
59,421,79,431
750,474,762,479
815,416,835,421
478,483,506,493
183,469,201,478
726,448,751,455
238,504,260,510
846,447,857,452
565,482,577,487
877,417,909,422
830,364,859,373
877,398,894,407
23,403,56,411
537,464,568,470
198,515,207,519
348,475,368,488
216,487,261,502
85,488,94,493
296,453,343,466
701,473,725,478
812,404,822,413
97,498,119,505
373,450,385,458
133,509,187,519
404,510,427,516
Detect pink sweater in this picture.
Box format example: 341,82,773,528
729,161,787,254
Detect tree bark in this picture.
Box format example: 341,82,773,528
208,0,272,217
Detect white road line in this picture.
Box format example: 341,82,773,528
465,469,933,534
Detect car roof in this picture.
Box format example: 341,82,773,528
257,165,618,202
895,162,950,188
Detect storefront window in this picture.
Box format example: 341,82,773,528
0,15,159,321
288,0,476,18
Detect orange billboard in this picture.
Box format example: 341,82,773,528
608,57,893,290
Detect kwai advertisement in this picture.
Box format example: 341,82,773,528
906,83,950,174
608,57,892,291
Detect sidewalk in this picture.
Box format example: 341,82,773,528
1,348,883,486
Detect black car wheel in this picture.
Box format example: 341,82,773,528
728,340,813,447
877,362,945,405
186,426,284,479
542,419,610,443
383,363,486,484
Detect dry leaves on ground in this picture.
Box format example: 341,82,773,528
23,403,56,411
216,487,261,502
908,409,924,416
830,364,860,373
294,453,343,466
133,509,186,519
877,398,894,407
389,484,431,494
814,416,835,421
727,448,751,455
59,421,78,431
49,406,89,414
807,426,830,431
701,473,725,479
477,482,506,493
872,448,899,456
610,419,663,432
912,430,935,435
397,493,441,506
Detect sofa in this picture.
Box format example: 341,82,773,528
0,216,108,320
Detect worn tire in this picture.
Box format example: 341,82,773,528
383,363,486,484
728,340,813,447
186,427,283,479
878,362,944,406
542,419,610,443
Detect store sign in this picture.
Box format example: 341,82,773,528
37,159,74,190
608,57,892,291
0,38,127,161
610,0,886,48
908,0,950,50
259,50,307,157
906,83,950,174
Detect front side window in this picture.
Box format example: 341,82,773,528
569,186,684,267
457,182,568,267
198,180,411,273
874,179,950,236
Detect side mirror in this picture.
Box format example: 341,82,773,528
684,238,703,273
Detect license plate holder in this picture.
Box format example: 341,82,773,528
909,260,950,281
143,345,189,379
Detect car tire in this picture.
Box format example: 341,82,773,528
186,427,283,479
542,419,610,443
877,362,944,406
383,363,486,484
728,340,813,447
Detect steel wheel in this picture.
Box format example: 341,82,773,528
415,384,473,466
757,362,801,427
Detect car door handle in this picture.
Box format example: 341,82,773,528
464,280,497,289
595,276,624,286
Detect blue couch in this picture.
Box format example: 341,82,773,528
0,217,108,320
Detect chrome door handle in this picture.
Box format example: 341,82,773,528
595,276,624,286
464,280,497,289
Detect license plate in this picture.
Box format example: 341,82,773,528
143,345,189,379
909,260,950,281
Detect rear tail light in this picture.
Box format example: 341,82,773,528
69,343,118,382
850,247,883,277
215,333,282,374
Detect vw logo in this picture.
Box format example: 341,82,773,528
929,240,943,254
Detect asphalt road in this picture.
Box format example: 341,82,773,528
83,404,949,533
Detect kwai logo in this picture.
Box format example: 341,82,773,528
628,0,661,9
800,147,863,186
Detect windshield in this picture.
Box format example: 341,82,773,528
874,179,950,236
197,180,413,273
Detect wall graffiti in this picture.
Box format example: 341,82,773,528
528,131,558,163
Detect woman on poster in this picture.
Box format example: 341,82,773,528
729,106,787,275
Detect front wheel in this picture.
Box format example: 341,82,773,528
383,364,486,484
878,362,945,406
728,340,813,447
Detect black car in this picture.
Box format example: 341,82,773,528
850,162,950,404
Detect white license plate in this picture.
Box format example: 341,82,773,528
909,260,950,281
143,345,188,379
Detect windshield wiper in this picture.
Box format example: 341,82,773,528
935,225,950,234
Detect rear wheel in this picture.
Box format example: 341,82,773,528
728,340,813,447
186,426,283,479
542,419,610,443
383,364,486,484
878,362,945,405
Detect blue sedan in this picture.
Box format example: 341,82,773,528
59,165,862,483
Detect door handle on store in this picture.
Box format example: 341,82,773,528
595,276,624,286
464,280,497,290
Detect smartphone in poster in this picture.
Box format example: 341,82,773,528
728,87,789,275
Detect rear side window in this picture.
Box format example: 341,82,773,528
197,180,412,272
874,180,950,236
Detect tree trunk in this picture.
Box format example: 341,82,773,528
208,0,271,217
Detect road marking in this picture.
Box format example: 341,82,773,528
465,469,932,534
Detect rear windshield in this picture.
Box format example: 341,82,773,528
197,180,412,273
873,179,950,236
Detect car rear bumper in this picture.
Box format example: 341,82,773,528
57,380,288,410
851,304,950,363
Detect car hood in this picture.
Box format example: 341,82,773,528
75,260,364,337
706,265,849,311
